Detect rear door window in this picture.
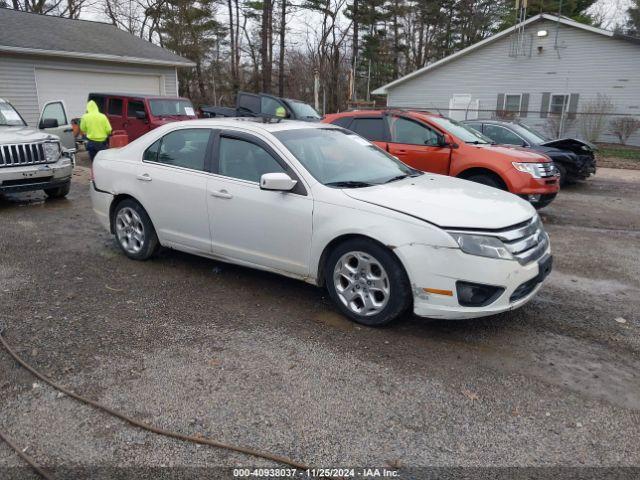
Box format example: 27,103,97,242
349,117,386,142
127,100,146,118
108,98,123,116
145,129,212,171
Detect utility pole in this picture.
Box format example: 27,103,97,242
314,69,320,112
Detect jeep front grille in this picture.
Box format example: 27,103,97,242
0,143,47,168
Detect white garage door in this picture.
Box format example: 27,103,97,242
35,68,162,119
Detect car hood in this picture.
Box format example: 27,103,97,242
0,126,58,145
474,144,551,162
540,137,596,153
530,145,578,160
343,174,535,229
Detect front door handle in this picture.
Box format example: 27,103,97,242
210,189,233,199
395,149,407,154
136,173,152,182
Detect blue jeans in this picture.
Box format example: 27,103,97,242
87,140,108,161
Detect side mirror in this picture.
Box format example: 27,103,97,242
260,172,297,192
439,133,458,149
40,118,59,129
135,111,147,120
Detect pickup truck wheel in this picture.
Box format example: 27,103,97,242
326,239,411,326
44,181,70,199
113,199,159,260
465,173,505,190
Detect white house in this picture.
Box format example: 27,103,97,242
373,14,640,145
0,8,194,126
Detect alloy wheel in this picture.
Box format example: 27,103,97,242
332,251,390,316
115,207,145,255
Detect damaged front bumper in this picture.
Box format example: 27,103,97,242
395,242,552,320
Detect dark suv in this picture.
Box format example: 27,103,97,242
463,120,596,185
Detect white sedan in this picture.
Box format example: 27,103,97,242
90,118,552,326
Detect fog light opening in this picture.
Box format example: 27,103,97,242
456,281,505,307
528,194,541,202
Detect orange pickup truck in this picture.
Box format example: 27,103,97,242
323,110,560,209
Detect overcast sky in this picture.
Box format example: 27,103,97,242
81,0,632,41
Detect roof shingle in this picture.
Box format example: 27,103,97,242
0,8,194,67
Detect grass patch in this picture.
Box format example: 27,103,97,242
597,144,640,161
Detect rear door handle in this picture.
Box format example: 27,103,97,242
136,173,152,182
210,189,233,199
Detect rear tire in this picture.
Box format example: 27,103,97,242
113,199,159,260
465,173,505,190
44,181,70,199
325,238,411,326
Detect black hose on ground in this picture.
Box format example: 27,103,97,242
0,429,55,480
0,324,331,480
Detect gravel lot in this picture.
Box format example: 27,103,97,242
1,161,639,478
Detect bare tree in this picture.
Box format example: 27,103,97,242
579,94,615,143
610,117,640,145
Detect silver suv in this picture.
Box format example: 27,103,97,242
0,98,74,198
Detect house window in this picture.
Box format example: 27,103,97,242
504,95,522,113
550,95,569,115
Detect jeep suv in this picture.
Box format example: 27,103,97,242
0,98,73,198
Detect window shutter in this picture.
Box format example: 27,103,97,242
540,92,551,118
567,93,580,119
520,93,530,117
496,93,505,115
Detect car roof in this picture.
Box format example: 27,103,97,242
162,117,339,133
328,109,442,120
89,93,190,100
464,119,518,126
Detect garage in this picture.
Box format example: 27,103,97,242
0,8,194,127
35,68,162,119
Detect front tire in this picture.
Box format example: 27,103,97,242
465,173,505,190
325,238,411,326
113,199,159,260
555,162,568,186
44,181,70,199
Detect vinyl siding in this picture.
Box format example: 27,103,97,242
385,19,640,145
0,53,178,126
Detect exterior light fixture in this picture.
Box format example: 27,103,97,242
537,29,549,37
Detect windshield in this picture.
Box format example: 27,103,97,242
430,116,493,144
274,128,421,187
0,101,26,126
288,100,321,119
512,123,549,144
149,99,196,117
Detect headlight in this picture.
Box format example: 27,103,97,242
43,141,61,162
448,232,513,260
512,162,543,178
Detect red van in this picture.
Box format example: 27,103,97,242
323,110,560,209
87,93,197,142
